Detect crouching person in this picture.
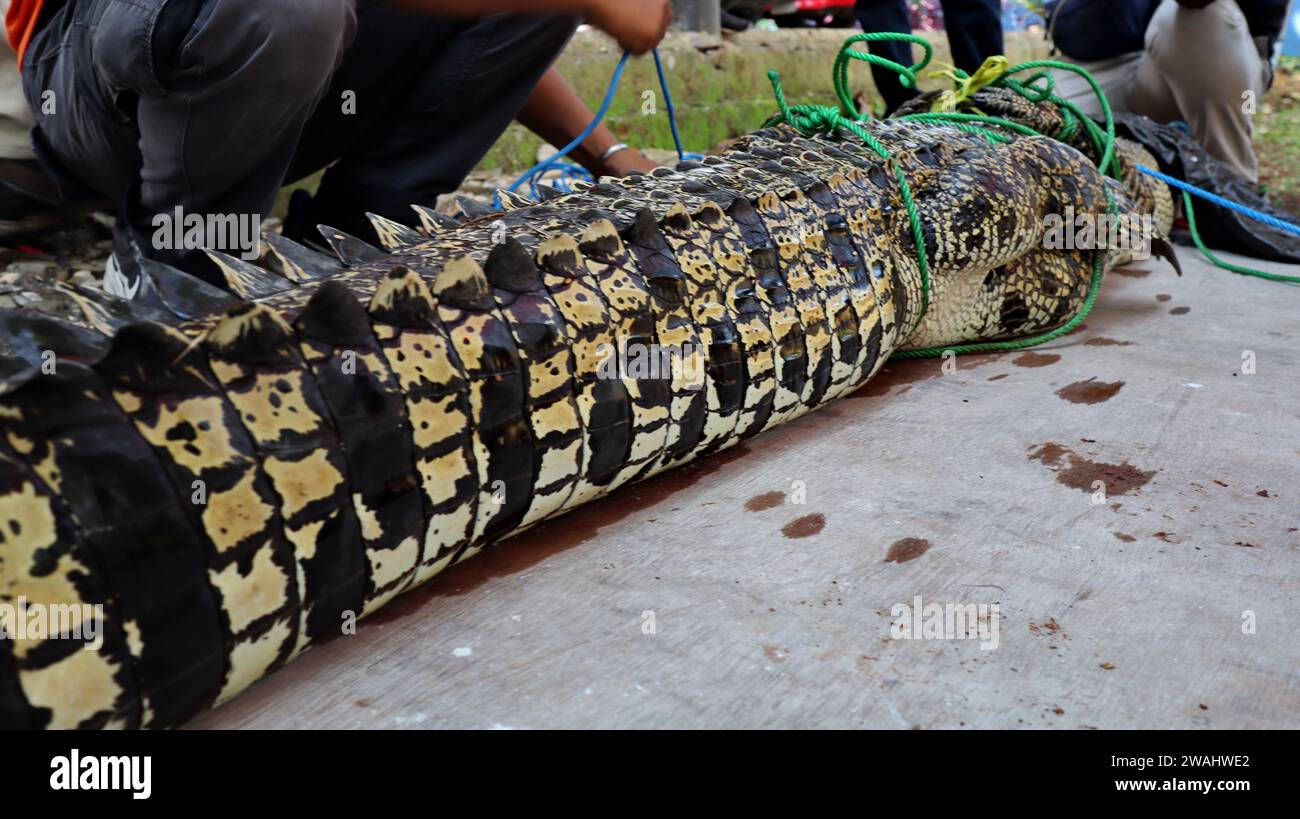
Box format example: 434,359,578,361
4,0,669,291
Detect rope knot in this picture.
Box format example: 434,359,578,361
928,55,1008,113
789,105,842,135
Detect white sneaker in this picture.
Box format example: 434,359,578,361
101,252,141,300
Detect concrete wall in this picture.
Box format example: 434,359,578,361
671,0,721,35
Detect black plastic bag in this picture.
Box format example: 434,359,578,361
1111,112,1300,264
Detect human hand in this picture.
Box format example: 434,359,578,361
584,0,672,55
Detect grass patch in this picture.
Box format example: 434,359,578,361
1256,58,1300,214
274,31,1298,219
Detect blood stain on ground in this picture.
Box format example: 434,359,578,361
1056,378,1125,405
847,354,1001,398
1083,337,1133,347
1112,267,1151,278
1013,351,1061,368
1028,442,1157,496
745,491,785,512
369,444,754,620
884,537,932,563
781,513,826,539
1170,306,1191,315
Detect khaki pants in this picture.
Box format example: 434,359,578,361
1054,0,1276,183
0,45,35,160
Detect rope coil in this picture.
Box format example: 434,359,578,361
764,32,1299,359
764,34,1123,359
507,35,1298,360
503,48,696,205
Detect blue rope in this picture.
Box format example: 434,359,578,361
503,51,630,205
499,53,1300,262
500,48,696,208
1137,164,1300,239
528,162,594,198
654,48,691,162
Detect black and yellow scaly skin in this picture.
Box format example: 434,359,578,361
0,116,1171,729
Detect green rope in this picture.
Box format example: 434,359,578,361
1182,191,1300,284
831,32,931,120
763,34,1130,360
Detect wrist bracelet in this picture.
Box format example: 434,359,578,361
600,143,631,162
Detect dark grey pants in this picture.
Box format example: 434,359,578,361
23,0,578,280
853,0,1003,113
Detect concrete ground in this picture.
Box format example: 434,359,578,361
197,248,1300,730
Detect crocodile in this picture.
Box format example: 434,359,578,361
0,110,1172,729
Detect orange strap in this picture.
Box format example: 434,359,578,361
6,0,46,68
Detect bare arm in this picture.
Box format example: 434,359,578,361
386,0,672,54
518,67,659,178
